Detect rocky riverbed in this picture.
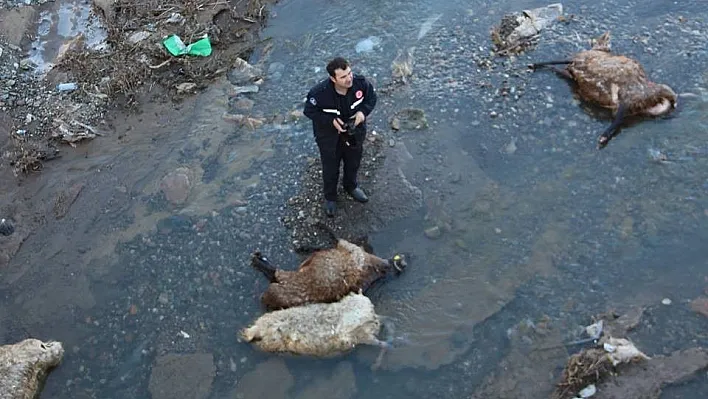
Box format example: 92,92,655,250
1,0,708,398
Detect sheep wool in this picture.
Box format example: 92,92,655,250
241,292,383,357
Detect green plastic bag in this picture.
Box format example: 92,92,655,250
163,34,212,57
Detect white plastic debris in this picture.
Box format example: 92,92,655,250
523,3,564,32
355,36,381,53
56,82,78,92
661,298,672,305
585,320,603,340
578,383,597,397
166,12,185,24
508,3,564,44
128,31,151,44
603,337,650,366
178,330,190,338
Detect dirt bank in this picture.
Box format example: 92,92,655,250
0,0,277,267
0,0,273,173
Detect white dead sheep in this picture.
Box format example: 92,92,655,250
241,292,392,366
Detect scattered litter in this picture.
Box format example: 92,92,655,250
661,298,672,305
585,320,603,340
231,85,260,94
355,36,382,53
578,383,596,398
163,34,212,57
554,336,649,398
128,31,151,44
491,3,564,55
175,82,197,94
52,118,99,147
56,82,78,92
648,148,670,163
178,330,190,339
603,337,650,366
166,13,185,24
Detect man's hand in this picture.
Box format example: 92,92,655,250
353,111,365,126
333,118,346,133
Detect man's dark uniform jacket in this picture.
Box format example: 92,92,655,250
303,74,377,145
303,74,377,201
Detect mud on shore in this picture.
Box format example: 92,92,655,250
0,0,273,175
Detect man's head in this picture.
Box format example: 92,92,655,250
327,57,353,91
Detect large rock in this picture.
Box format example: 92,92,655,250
0,338,64,399
148,353,216,399
228,58,263,86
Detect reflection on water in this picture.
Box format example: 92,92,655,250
3,0,708,397
28,0,107,74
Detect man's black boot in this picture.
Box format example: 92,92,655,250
324,200,337,217
348,187,368,203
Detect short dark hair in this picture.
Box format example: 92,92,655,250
326,57,350,77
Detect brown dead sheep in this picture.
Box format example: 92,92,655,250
531,31,677,148
250,223,407,310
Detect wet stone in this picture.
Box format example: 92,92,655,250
268,62,284,80
0,218,14,236
690,297,708,318
157,215,193,234
390,108,429,131
233,98,255,111
228,57,262,86
160,167,193,205
424,225,442,239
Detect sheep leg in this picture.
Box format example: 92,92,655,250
370,317,396,371
529,61,573,80
529,60,572,69
251,252,278,282
546,65,573,81
369,338,393,371
598,104,627,148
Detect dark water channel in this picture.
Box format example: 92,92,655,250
3,0,708,398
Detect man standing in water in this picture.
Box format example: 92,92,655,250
303,57,377,217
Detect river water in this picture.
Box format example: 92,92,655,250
2,0,708,398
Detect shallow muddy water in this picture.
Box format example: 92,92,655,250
2,0,708,398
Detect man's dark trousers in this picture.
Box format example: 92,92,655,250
316,132,363,201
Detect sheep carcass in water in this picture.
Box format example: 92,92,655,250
241,291,390,360
531,31,677,148
251,225,406,310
